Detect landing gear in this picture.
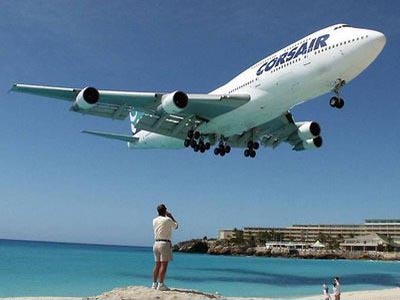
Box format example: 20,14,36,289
329,96,344,109
185,129,211,154
214,138,231,157
244,141,259,158
330,79,346,109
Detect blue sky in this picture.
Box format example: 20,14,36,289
1,0,399,246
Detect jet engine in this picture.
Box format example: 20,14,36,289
294,136,323,151
296,121,321,140
74,87,100,110
160,91,188,114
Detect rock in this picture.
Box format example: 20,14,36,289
173,239,209,253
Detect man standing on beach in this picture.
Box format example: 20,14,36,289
152,204,178,291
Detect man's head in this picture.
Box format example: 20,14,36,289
157,204,167,216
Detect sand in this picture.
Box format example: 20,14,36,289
1,286,399,300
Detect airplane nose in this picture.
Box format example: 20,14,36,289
371,31,386,53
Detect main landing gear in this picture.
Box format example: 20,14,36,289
329,79,346,109
184,130,211,153
213,139,231,157
244,141,259,158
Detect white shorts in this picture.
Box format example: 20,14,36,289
153,241,173,262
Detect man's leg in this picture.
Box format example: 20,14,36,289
153,262,161,283
158,261,169,283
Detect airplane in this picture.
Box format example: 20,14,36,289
11,24,386,158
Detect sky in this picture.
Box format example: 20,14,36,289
1,0,399,246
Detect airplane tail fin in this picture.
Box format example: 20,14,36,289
81,130,139,143
129,110,144,135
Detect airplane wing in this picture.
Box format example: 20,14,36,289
228,112,323,151
257,113,323,151
11,84,250,121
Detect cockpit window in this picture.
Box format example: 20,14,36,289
334,24,350,30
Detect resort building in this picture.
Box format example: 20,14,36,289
219,219,400,244
340,233,399,252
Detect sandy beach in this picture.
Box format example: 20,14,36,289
0,286,399,300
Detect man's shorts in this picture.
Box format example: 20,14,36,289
153,241,173,262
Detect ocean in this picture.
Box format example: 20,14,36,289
0,239,399,298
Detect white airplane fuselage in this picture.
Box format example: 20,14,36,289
129,24,386,149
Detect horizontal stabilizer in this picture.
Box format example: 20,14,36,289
81,130,138,143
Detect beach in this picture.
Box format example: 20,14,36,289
1,286,399,300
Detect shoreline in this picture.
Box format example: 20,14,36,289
1,287,399,300
174,239,400,261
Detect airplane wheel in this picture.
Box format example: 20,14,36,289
253,142,260,150
187,130,194,139
200,146,205,153
337,98,345,109
329,96,339,108
225,145,231,153
199,140,205,148
214,148,220,155
205,142,211,150
220,149,226,156
194,131,201,140
250,149,256,158
194,145,199,152
184,139,190,148
190,139,197,148
247,141,253,148
244,149,250,157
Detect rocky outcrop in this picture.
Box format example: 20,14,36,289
173,239,209,253
173,239,400,260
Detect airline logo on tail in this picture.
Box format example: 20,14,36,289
256,34,330,76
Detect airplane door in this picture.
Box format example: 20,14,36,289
302,52,312,67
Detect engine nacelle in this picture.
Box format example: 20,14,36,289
293,136,323,151
74,87,99,110
160,91,188,114
296,121,321,140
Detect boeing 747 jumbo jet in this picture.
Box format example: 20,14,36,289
12,24,386,158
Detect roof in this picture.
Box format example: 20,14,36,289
341,233,398,247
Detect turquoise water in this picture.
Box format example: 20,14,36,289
0,239,399,298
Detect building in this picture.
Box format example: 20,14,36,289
219,219,400,244
340,233,400,252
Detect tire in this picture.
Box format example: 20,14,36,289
205,142,211,150
244,149,250,157
336,98,345,109
247,141,254,149
194,131,200,140
253,142,260,150
250,150,256,158
190,139,197,148
330,96,339,108
187,130,194,139
214,148,220,155
184,139,190,148
225,145,231,153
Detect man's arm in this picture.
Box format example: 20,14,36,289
166,212,178,229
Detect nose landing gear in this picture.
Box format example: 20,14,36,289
330,79,346,109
